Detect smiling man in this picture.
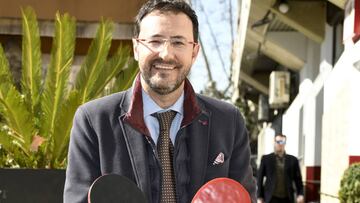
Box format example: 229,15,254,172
133,8,197,107
64,1,256,203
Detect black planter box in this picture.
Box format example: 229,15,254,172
0,169,65,203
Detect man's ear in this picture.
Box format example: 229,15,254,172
132,38,139,61
191,43,200,64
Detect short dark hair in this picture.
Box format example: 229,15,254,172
134,0,199,42
275,134,287,140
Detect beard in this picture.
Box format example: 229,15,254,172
141,58,190,95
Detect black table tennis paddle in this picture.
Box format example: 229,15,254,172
88,174,147,203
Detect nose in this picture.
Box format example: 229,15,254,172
158,41,175,60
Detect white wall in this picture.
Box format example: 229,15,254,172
282,38,321,160
257,124,275,165
321,41,360,202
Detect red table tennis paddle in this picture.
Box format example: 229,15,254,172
192,177,251,203
88,174,147,203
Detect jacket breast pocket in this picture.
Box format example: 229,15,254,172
205,152,230,178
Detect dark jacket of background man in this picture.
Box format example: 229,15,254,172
257,152,304,203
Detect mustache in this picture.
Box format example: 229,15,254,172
150,58,180,66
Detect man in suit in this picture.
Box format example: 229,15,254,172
64,1,256,203
257,134,304,203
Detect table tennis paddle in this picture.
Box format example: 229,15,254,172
191,177,251,203
88,174,147,203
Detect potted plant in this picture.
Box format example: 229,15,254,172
0,7,138,202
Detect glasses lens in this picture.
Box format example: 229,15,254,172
276,140,286,145
146,39,164,50
138,38,192,52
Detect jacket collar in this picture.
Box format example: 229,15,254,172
122,74,202,136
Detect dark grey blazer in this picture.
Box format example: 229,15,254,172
64,78,256,203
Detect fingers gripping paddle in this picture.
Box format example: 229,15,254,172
88,174,147,203
192,177,251,203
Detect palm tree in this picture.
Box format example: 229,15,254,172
0,7,138,169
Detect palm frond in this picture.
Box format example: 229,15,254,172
0,45,14,85
75,19,113,103
88,46,132,99
1,45,35,155
107,58,138,94
21,7,42,114
52,90,80,167
41,12,76,142
0,86,35,156
0,44,14,111
0,126,12,152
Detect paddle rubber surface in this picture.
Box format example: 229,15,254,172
88,174,147,203
192,177,251,203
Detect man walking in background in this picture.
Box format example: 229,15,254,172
257,134,304,203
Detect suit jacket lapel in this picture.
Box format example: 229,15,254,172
121,122,151,199
118,89,152,201
270,153,277,178
284,154,290,175
187,110,211,195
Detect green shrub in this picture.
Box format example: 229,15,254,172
0,7,138,169
339,163,360,203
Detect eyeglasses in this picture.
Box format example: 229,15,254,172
275,140,286,145
135,37,197,52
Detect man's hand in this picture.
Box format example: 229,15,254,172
257,198,264,203
296,195,304,203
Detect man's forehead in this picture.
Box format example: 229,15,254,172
138,11,193,39
139,10,192,26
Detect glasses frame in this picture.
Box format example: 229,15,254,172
134,37,198,52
